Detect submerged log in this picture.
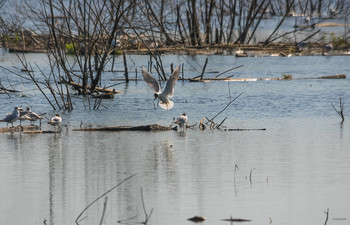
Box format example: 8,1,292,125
189,74,346,82
92,92,115,99
59,80,122,94
0,125,41,133
188,216,207,222
224,128,266,131
221,218,252,222
72,124,175,132
23,130,60,134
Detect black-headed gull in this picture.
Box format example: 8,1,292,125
48,114,62,129
174,113,188,129
141,66,180,110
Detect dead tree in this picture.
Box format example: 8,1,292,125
204,0,215,44
264,0,295,45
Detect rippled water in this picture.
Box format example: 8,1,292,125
0,52,349,225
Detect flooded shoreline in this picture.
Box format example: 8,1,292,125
1,53,349,225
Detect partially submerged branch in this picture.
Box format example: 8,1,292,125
331,97,345,122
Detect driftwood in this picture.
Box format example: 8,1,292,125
59,80,122,94
0,125,40,133
189,74,346,82
72,124,175,132
23,130,60,134
0,125,61,134
221,218,252,222
224,128,266,131
188,216,207,222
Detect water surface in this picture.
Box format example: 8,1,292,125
0,53,349,225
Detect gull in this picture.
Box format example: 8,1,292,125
141,65,180,110
18,107,29,126
174,113,188,130
0,107,20,127
48,114,62,130
24,107,42,126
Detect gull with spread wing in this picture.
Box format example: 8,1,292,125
141,65,180,110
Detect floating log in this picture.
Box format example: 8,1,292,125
92,92,115,99
188,216,207,222
72,124,175,132
23,130,60,134
0,125,41,133
59,80,122,94
224,128,266,131
189,74,346,82
221,218,252,222
302,74,346,79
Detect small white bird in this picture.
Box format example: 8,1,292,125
0,107,20,127
48,114,62,129
141,66,181,110
174,113,188,130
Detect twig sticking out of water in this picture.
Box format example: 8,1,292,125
199,117,206,130
140,187,154,225
331,97,344,122
234,164,239,195
210,92,243,122
215,65,244,78
99,197,108,225
192,57,208,80
249,168,255,184
324,208,329,225
75,174,136,225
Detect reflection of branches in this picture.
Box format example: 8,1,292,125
140,187,153,225
324,208,329,225
75,174,136,225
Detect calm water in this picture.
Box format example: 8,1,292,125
0,52,349,225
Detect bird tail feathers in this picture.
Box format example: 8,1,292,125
159,100,174,110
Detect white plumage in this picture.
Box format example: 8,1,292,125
141,66,181,110
48,114,62,128
20,107,42,125
174,113,188,129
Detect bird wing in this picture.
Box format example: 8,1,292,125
52,116,62,123
141,67,161,93
162,66,180,97
4,112,16,121
28,112,42,119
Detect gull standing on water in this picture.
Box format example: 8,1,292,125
48,114,62,129
174,113,188,130
141,65,181,110
0,107,20,127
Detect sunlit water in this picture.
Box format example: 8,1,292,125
0,51,349,225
